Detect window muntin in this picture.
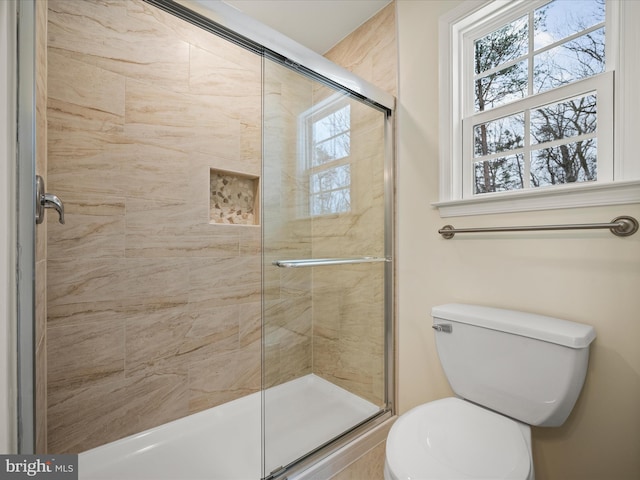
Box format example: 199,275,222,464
474,61,528,112
474,16,528,112
474,112,525,157
302,98,352,216
309,163,351,216
311,104,350,166
530,93,597,145
474,15,528,74
474,154,525,194
533,0,604,49
466,0,610,197
533,28,605,92
531,139,597,186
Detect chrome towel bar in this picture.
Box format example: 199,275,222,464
273,256,391,268
439,215,638,239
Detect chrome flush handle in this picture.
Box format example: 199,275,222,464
35,175,65,224
432,323,453,333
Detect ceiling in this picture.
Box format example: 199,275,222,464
220,0,392,54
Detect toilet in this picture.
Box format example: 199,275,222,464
385,303,596,480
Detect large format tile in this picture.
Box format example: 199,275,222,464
43,0,394,455
187,345,261,412
47,193,125,259
124,197,240,258
47,296,188,329
48,0,190,90
124,303,240,377
47,371,189,453
47,320,125,393
47,257,191,307
48,49,125,116
46,0,266,454
188,256,261,308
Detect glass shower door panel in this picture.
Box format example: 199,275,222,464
262,57,388,476
45,0,264,466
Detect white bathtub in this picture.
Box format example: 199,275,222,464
79,374,381,480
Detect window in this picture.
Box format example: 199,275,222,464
437,0,640,216
301,95,352,216
469,0,609,195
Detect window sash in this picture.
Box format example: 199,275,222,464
461,0,613,199
462,71,612,197
436,0,639,216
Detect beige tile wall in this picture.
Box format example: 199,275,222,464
325,3,398,98
44,0,397,458
46,0,263,453
309,102,387,406
331,441,387,480
262,61,314,387
35,0,48,454
322,4,397,479
313,2,397,408
261,62,389,399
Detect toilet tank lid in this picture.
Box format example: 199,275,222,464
431,304,596,348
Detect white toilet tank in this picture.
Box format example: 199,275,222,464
431,304,596,427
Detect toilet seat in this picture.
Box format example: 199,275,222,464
385,397,531,480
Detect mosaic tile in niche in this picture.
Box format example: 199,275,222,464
210,169,259,225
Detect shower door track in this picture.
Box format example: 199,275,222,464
265,409,394,480
144,0,395,112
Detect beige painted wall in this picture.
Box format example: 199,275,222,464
397,1,640,479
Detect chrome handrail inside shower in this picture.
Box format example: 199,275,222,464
273,256,391,268
438,215,638,239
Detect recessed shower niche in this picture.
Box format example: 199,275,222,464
209,168,260,225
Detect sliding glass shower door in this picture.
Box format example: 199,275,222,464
262,57,392,477
16,0,393,473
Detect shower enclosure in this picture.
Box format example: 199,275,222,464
16,0,394,478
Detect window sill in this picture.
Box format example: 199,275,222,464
432,179,640,218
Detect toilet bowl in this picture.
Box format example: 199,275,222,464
385,304,596,480
384,398,532,480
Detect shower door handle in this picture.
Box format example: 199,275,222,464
273,256,391,268
35,175,65,224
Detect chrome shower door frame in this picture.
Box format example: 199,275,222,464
15,0,37,454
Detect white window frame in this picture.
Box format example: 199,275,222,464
436,0,640,217
298,93,352,218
